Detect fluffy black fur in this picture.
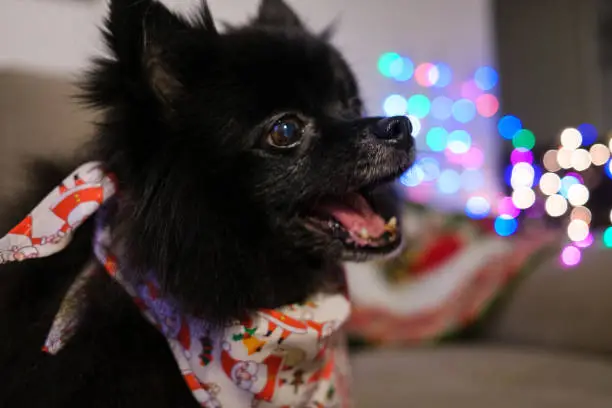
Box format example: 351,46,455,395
0,1,414,406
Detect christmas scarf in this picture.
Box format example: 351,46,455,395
0,162,352,408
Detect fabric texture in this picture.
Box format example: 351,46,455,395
0,162,352,408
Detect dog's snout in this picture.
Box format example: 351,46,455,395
373,116,412,147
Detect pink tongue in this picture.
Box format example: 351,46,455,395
318,193,386,238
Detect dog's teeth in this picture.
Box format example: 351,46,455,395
385,217,398,234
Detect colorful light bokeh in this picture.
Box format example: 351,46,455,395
378,52,612,272
560,245,581,267
378,51,612,270
378,52,499,221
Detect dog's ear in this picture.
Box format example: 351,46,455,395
256,0,305,30
103,0,216,106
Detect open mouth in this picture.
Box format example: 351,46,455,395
306,185,401,254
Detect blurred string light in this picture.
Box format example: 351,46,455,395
378,52,499,218
465,196,491,219
494,215,518,236
560,245,581,267
377,52,612,260
496,110,612,267
407,94,431,118
534,125,612,267
431,96,454,120
474,66,498,91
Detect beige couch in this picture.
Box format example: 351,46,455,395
2,69,612,407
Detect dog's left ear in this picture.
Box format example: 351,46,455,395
103,0,217,107
256,0,305,30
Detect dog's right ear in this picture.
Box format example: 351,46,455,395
103,0,217,106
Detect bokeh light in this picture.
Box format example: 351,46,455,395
511,162,535,189
415,63,438,87
378,52,402,78
560,245,581,267
503,164,514,188
576,233,594,249
461,147,485,169
460,80,481,100
567,184,589,206
465,196,491,219
560,128,582,150
494,215,518,237
545,194,568,217
560,175,580,197
432,63,452,88
577,123,597,146
498,196,521,218
400,166,425,187
408,115,422,137
605,227,612,248
571,206,592,224
431,96,454,120
565,172,584,184
438,169,461,194
512,187,536,209
497,115,522,140
452,99,477,123
475,94,499,118
474,66,498,91
605,160,612,179
447,130,472,154
383,94,407,116
445,149,465,166
543,150,561,172
510,148,534,165
512,129,536,150
392,57,415,81
417,157,441,182
426,127,448,152
407,94,431,118
539,172,561,196
567,219,589,242
570,149,591,171
557,148,573,169
589,143,610,166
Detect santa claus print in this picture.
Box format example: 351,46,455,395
220,342,284,403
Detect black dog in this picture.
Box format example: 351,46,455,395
0,1,414,406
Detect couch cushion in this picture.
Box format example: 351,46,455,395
483,243,612,354
352,346,612,408
0,69,95,201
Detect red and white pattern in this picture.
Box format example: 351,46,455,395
0,162,116,264
0,162,353,408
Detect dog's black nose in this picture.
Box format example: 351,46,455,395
373,116,412,144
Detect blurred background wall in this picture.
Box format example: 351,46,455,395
0,0,499,211
494,0,604,147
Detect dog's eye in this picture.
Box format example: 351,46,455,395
268,118,304,148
